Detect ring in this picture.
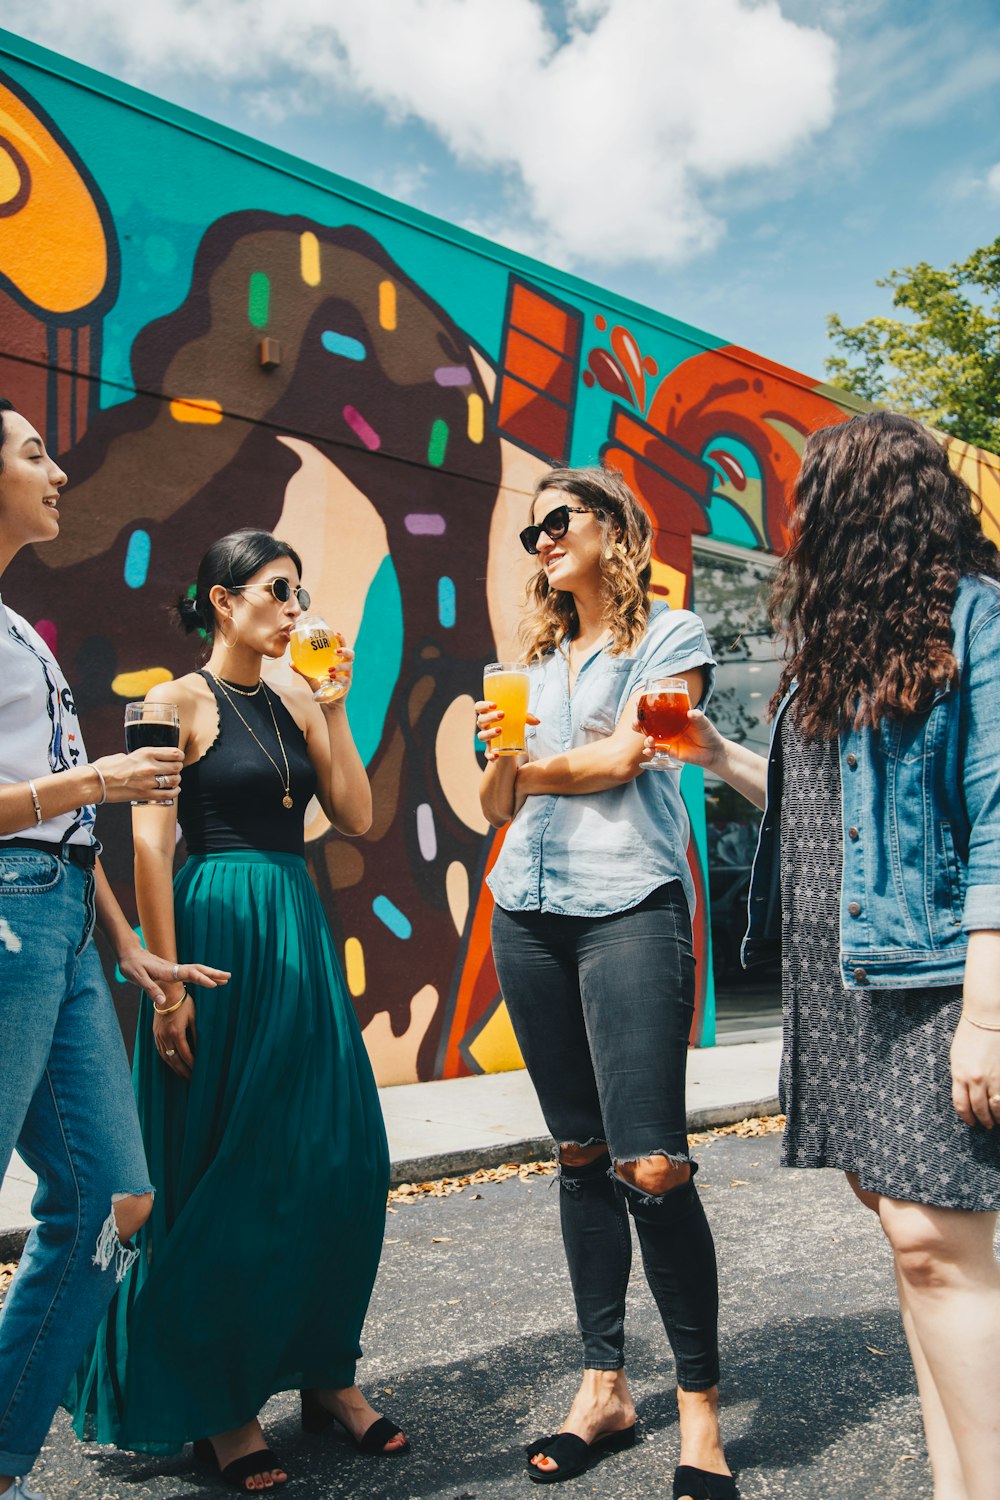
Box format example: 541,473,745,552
164,1049,176,1058
171,963,179,981
154,774,170,789
990,1094,1000,1104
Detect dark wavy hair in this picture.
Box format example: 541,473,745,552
176,528,303,637
0,397,15,472
521,466,653,661
770,411,1000,737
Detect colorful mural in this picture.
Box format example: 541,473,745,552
2,33,997,1082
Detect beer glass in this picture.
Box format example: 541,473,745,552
289,615,346,702
483,661,530,756
124,700,180,804
636,676,691,770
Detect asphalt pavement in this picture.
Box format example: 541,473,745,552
18,1130,934,1500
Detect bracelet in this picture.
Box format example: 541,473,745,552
152,988,189,1016
961,1014,1000,1032
90,764,107,805
27,780,43,826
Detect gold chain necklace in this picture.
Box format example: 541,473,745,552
216,674,262,698
208,670,294,808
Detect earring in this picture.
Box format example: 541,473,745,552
218,618,239,650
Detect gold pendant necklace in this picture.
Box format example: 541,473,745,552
208,671,294,808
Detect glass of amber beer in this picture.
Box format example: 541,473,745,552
289,615,347,703
483,661,530,756
636,676,691,770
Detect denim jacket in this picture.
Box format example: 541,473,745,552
742,574,1000,989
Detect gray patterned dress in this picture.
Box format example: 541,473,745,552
779,715,1000,1211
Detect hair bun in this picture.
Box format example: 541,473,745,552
175,593,206,634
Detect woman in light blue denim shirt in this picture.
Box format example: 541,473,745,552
479,468,734,1500
663,414,1000,1496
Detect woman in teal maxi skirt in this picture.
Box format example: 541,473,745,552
67,531,406,1488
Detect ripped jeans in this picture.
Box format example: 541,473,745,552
0,848,151,1476
491,883,720,1389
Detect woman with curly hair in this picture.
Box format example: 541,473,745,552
659,412,1000,1495
477,468,735,1499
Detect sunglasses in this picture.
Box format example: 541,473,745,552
519,505,597,556
227,578,311,610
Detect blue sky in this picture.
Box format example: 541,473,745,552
3,0,998,383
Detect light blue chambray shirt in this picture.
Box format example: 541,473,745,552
487,602,716,919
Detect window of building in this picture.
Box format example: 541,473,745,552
692,539,782,1037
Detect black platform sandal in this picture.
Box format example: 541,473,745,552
300,1391,410,1455
524,1424,636,1484
673,1463,739,1499
193,1436,287,1491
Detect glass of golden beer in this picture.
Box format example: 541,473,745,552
483,661,530,756
636,676,691,770
289,615,346,703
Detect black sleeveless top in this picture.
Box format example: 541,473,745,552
178,671,318,857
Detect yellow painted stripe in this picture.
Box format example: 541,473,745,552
300,231,321,287
378,279,397,331
467,392,484,444
112,667,174,698
344,936,366,997
169,398,223,425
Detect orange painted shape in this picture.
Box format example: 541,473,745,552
504,328,573,404
509,282,577,355
169,397,224,425
0,82,110,313
441,827,509,1079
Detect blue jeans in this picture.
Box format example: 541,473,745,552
0,848,151,1476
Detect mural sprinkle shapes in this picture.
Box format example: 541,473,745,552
321,330,366,361
372,895,412,940
342,404,380,451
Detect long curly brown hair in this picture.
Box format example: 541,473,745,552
770,411,1000,737
520,466,653,662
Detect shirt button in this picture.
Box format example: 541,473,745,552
846,753,858,768
853,967,867,983
848,826,860,841
847,901,861,916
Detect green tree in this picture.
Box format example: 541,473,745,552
826,237,1000,452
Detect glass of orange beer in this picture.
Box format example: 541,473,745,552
636,676,691,770
289,615,347,703
483,661,530,756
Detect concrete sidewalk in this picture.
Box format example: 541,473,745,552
0,1031,781,1258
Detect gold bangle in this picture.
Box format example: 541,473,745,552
961,1014,1000,1033
152,988,189,1016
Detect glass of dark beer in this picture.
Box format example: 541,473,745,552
124,701,180,804
636,676,690,770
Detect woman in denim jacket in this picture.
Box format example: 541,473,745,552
478,467,735,1500
662,413,1000,1498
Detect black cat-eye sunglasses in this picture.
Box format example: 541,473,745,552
519,505,599,556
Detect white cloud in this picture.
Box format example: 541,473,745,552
987,163,1000,200
1,0,838,268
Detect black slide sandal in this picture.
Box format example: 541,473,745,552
193,1437,287,1490
525,1424,636,1483
673,1463,739,1499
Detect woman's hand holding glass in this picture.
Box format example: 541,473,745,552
94,748,184,804
476,701,541,762
632,707,728,771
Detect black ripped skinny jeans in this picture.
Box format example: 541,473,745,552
491,882,720,1389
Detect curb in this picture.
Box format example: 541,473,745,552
0,1097,782,1260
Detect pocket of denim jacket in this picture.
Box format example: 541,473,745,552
0,850,63,894
578,662,634,736
936,821,966,928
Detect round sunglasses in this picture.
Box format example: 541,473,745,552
227,577,311,610
519,504,597,556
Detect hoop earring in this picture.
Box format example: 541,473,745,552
217,617,239,650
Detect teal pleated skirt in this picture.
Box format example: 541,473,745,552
66,851,389,1454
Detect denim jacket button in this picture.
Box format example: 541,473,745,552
846,753,858,768
848,901,861,917
848,826,860,841
853,967,867,982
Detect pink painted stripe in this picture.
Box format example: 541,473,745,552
434,365,472,386
342,404,381,451
405,513,446,535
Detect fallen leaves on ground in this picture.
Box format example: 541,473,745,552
387,1114,785,1204
0,1262,15,1297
